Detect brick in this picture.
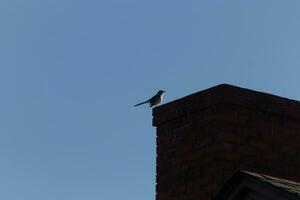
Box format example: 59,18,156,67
238,146,257,156
156,191,172,200
250,140,267,148
153,84,300,200
222,142,234,151
223,133,244,143
263,152,279,161
222,152,240,161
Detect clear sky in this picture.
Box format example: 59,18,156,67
1,0,300,200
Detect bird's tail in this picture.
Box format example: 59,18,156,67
134,100,149,107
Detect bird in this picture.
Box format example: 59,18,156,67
135,90,166,107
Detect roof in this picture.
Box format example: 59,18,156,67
244,171,300,197
214,170,300,200
153,84,300,126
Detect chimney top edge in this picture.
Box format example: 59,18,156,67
152,84,300,126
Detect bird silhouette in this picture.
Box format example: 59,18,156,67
135,90,166,107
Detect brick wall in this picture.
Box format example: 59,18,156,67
152,84,300,200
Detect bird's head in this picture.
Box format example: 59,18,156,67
157,90,166,95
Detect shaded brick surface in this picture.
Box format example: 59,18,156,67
153,84,300,200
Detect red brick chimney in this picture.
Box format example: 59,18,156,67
152,84,300,200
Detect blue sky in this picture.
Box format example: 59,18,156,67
1,0,300,199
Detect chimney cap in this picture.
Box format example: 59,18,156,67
153,84,300,126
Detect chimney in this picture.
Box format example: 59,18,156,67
152,84,300,200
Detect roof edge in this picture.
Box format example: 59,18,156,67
214,170,300,200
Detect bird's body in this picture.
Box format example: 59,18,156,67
135,90,165,107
